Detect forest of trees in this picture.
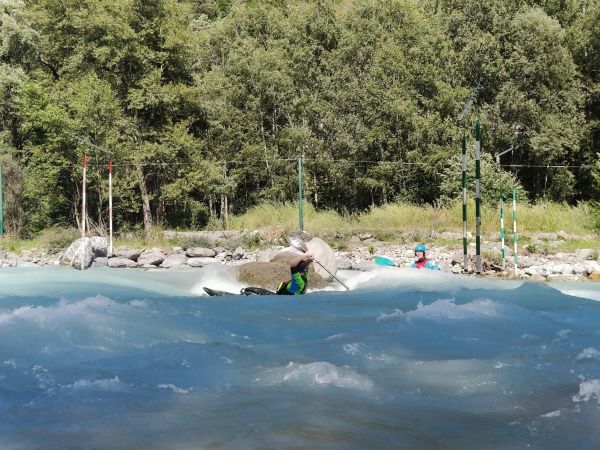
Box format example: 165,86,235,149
0,0,599,236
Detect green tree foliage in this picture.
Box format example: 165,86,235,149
438,149,525,206
0,0,597,236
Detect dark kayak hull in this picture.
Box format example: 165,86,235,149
203,286,275,297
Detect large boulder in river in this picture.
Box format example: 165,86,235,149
62,238,94,270
90,236,108,257
237,259,331,290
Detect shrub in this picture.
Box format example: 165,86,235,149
38,227,80,252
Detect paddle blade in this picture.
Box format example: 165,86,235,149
374,256,397,267
287,235,308,253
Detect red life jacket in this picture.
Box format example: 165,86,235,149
415,258,429,269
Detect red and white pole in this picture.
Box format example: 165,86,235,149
82,153,87,241
108,160,113,256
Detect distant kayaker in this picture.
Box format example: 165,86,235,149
410,244,441,270
276,252,313,295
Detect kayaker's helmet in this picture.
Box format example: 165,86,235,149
297,259,312,273
414,244,426,256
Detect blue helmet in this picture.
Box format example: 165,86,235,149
414,244,426,253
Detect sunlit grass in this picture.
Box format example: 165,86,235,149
229,201,594,235
1,201,594,253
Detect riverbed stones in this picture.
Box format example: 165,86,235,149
185,247,216,258
589,271,600,280
114,247,144,261
92,257,109,267
336,258,353,270
187,257,218,267
137,249,166,266
232,246,245,260
161,253,188,268
108,257,137,268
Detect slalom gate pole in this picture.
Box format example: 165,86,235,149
0,163,4,238
475,120,481,274
500,193,506,269
298,156,304,231
108,160,113,257
461,134,468,271
512,188,518,275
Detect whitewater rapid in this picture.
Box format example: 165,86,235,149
1,266,599,449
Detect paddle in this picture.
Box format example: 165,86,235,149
374,256,397,267
287,236,350,291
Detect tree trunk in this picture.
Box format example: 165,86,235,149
314,173,318,207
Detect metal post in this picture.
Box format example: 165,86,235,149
0,164,4,238
475,120,481,274
108,160,113,257
513,188,518,275
298,156,304,231
500,193,506,269
461,134,468,271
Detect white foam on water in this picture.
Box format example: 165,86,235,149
540,410,561,418
377,298,501,323
557,288,600,302
572,379,600,404
577,348,600,360
0,295,207,348
346,266,523,292
157,384,193,395
0,296,122,327
190,264,246,296
63,376,129,392
257,361,374,392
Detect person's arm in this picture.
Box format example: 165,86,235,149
289,252,312,273
425,261,441,270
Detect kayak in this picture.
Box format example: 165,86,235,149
203,286,275,297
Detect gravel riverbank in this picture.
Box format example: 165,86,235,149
1,230,599,282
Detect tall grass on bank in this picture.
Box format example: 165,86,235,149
1,202,594,253
228,201,595,235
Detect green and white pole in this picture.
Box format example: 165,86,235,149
461,134,468,271
512,187,518,275
500,193,506,269
298,156,304,231
0,163,4,238
475,120,481,274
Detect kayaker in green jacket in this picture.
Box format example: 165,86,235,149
276,252,313,295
